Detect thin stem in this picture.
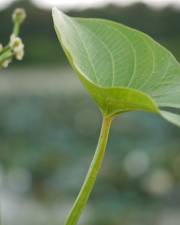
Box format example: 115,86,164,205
65,115,112,225
0,48,12,62
13,22,20,36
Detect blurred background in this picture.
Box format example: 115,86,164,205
0,0,180,225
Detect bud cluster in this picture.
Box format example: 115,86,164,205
10,34,24,60
0,8,26,69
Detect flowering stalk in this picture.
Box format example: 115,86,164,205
0,8,26,69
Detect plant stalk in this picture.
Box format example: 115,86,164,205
13,22,20,36
64,115,112,225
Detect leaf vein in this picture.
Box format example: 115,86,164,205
69,19,99,83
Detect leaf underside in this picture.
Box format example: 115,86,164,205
52,8,180,126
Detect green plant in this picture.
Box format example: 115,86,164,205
52,8,180,225
0,8,26,69
0,8,26,225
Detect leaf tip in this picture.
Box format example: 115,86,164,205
52,7,68,30
52,7,59,22
52,7,66,20
52,6,58,15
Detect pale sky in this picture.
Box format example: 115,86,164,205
1,0,180,10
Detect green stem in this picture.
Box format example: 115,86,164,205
0,15,22,65
13,22,20,36
65,115,112,225
0,48,12,62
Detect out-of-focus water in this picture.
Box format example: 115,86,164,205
0,66,180,225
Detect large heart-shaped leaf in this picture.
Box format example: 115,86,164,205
52,8,180,126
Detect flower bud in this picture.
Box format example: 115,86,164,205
9,34,24,61
1,59,12,68
15,49,24,61
12,8,26,24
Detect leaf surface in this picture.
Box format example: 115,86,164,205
52,8,180,125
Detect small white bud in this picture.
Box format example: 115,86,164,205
9,34,21,48
15,49,24,60
1,59,12,68
12,8,26,24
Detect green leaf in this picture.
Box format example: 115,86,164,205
52,8,180,126
161,110,180,127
